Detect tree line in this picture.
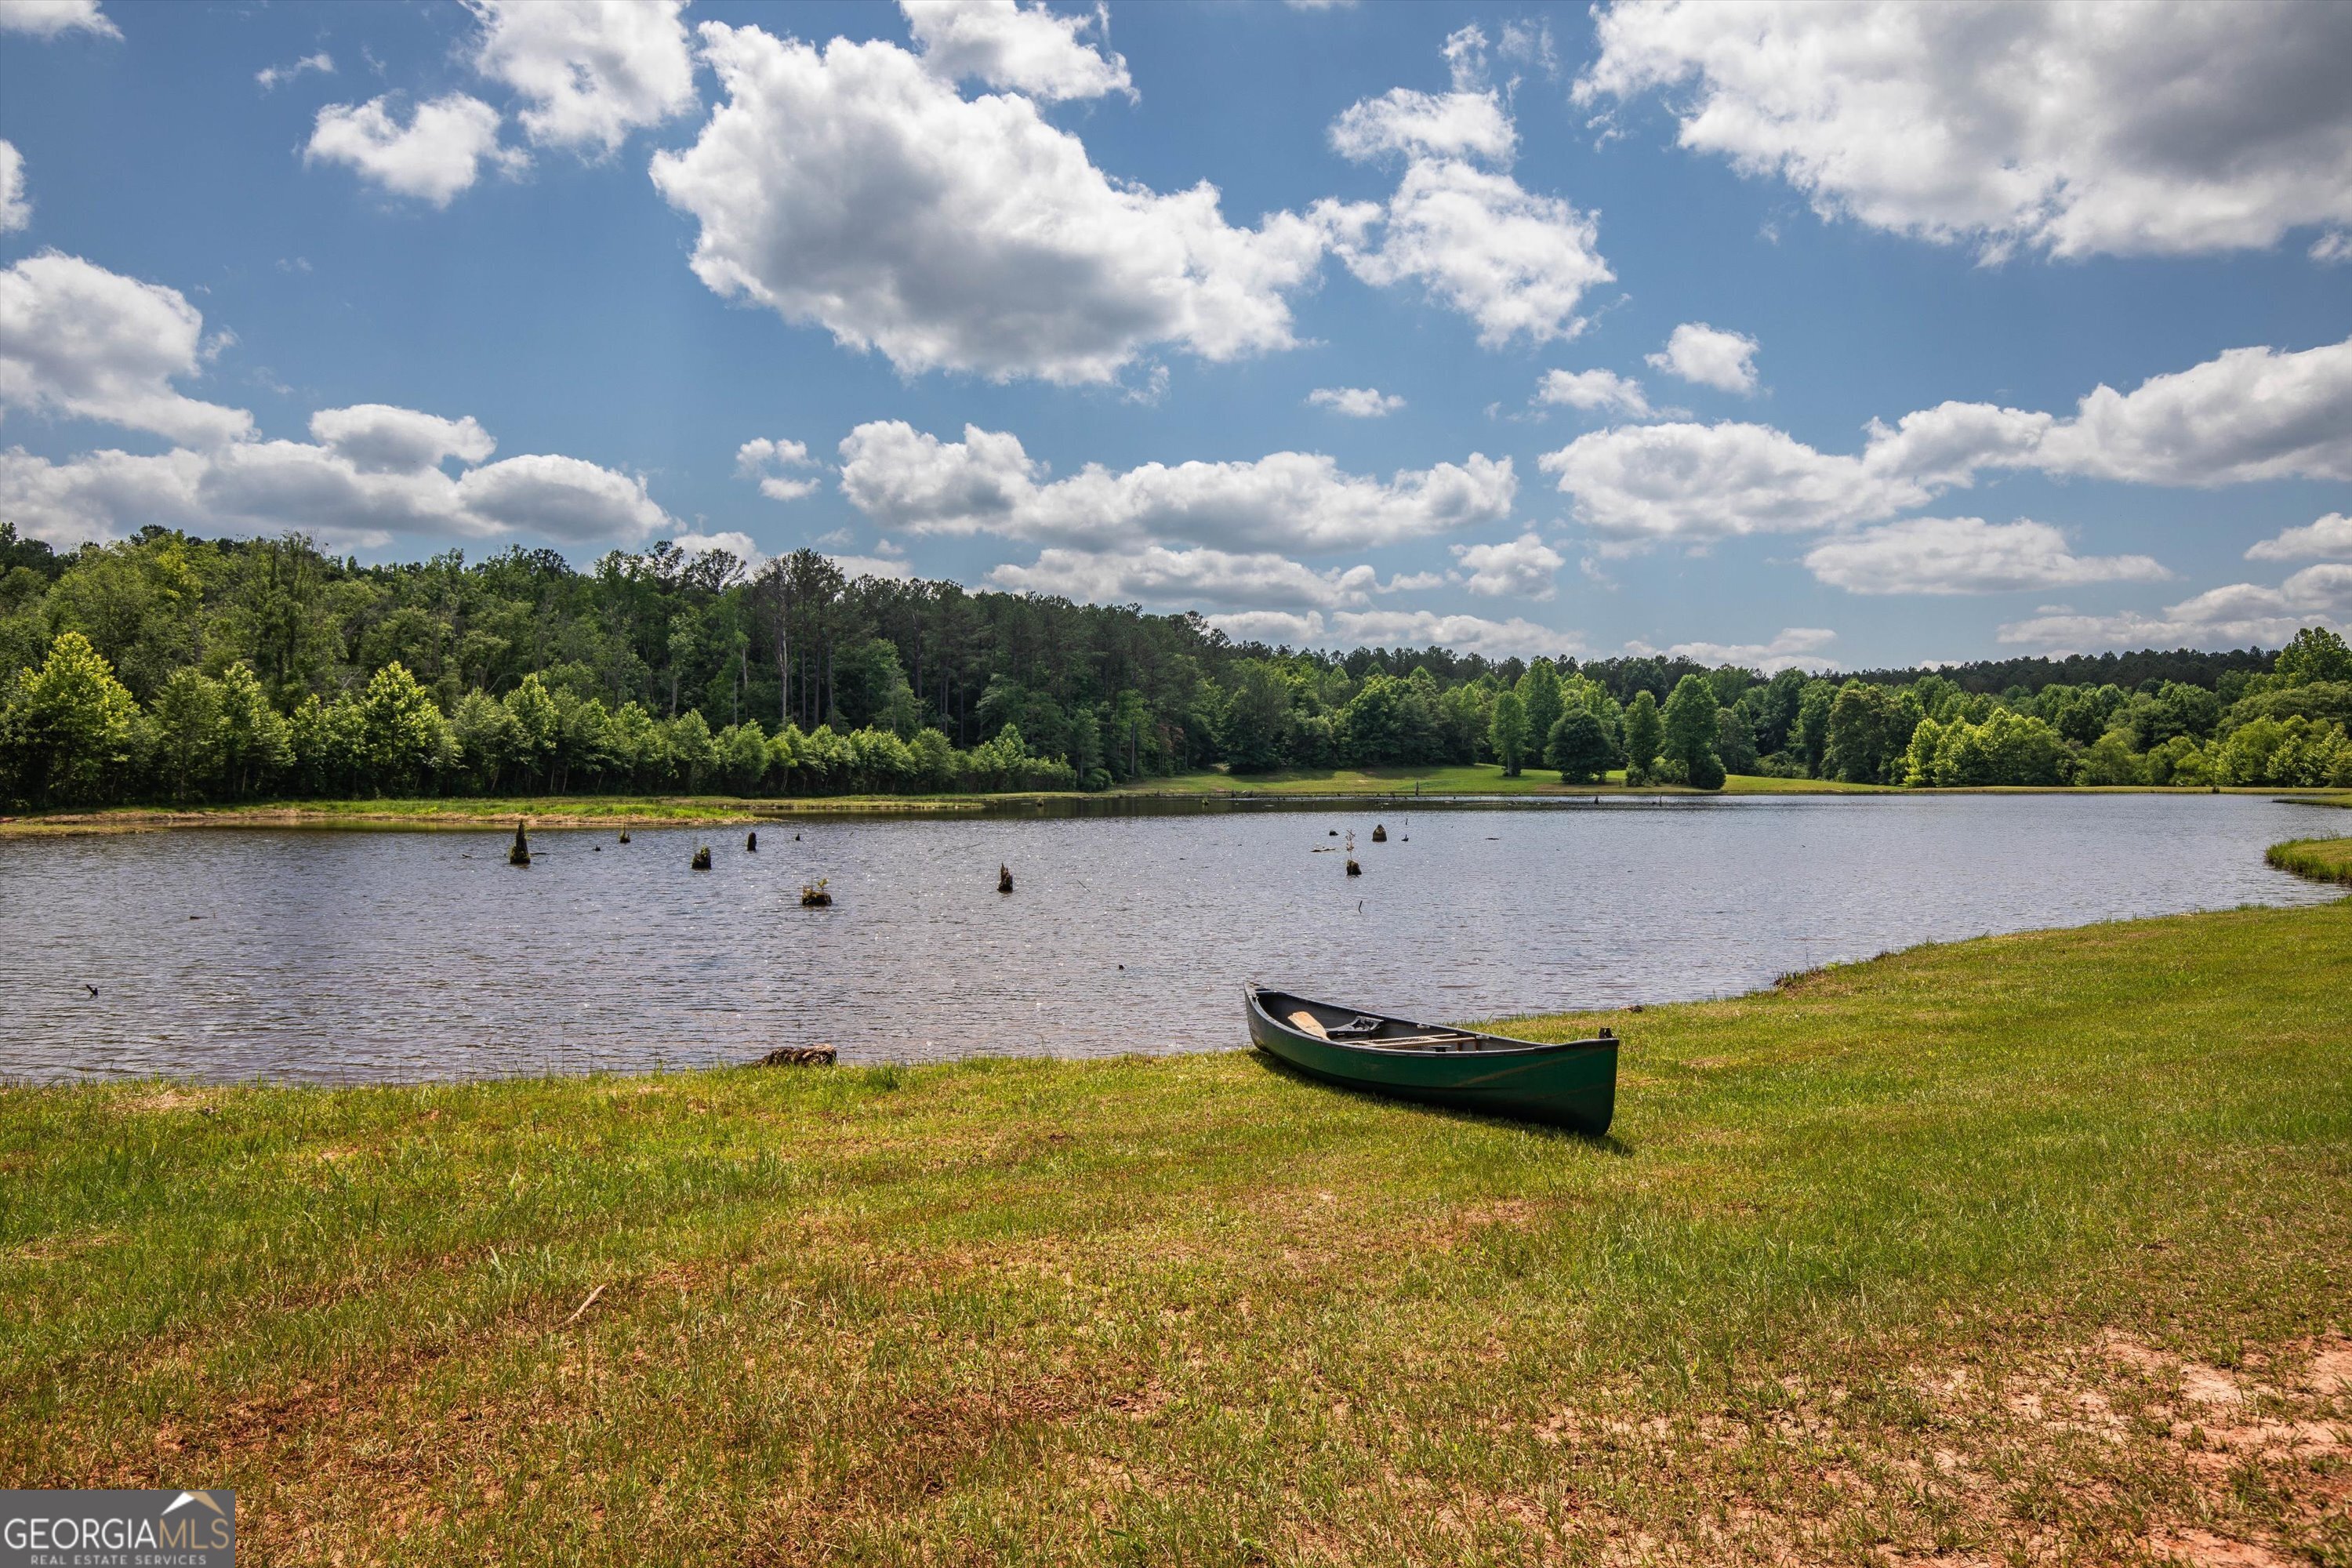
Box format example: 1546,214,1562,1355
2,522,2345,808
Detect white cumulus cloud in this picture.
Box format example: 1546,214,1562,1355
1330,86,1515,164
1544,333,2352,548
0,141,27,234
1646,321,1758,394
472,0,698,154
735,436,820,501
256,52,332,91
1628,626,1838,674
901,0,1132,102
669,529,766,572
310,404,495,472
1998,566,2352,652
1307,386,1404,418
2031,338,2352,485
1450,531,1564,599
1209,608,1579,658
1803,516,2170,595
1542,420,1926,549
650,24,1330,385
2247,512,2352,563
0,252,252,446
1535,368,1650,416
0,0,117,38
836,420,1515,554
1326,29,1612,347
991,545,1378,611
1332,609,1581,659
0,405,673,551
1576,0,2352,260
307,94,522,207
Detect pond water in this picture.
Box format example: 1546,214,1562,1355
0,794,2337,1084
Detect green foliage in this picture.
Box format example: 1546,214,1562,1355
1714,705,1758,775
1486,688,1529,777
1544,706,1613,783
1,630,142,806
1825,681,1918,784
1903,710,2071,786
356,662,450,794
1621,691,1663,783
2078,729,2144,787
1791,680,1835,777
1660,674,1726,789
2,527,2344,807
2275,626,2352,688
2227,680,2352,734
1515,659,1563,756
2214,715,2352,787
1222,662,1292,774
150,667,225,802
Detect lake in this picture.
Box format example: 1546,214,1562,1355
0,794,2337,1083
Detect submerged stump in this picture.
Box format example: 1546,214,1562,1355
691,845,713,871
801,877,832,907
998,863,1014,894
757,1044,837,1067
746,830,758,852
1371,824,1387,842
618,829,630,844
1345,858,1362,877
508,821,530,866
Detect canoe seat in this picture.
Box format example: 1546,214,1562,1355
1287,1010,1330,1040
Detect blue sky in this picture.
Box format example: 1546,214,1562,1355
2,0,2349,670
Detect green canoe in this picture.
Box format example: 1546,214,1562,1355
1245,985,1617,1134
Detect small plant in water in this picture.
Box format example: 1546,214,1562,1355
800,877,832,907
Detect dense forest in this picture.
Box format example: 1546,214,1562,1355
2,523,2347,808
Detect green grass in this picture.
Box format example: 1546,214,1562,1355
2,856,2347,1563
1112,762,1890,796
0,793,999,833
2268,834,2352,884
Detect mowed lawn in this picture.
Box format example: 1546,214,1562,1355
2,863,2348,1563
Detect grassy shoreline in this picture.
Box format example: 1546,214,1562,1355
1,839,2347,1561
6,768,2344,835
2268,834,2352,884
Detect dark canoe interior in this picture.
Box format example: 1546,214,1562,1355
1250,988,1606,1055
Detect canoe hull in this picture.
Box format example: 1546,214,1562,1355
1246,987,1616,1135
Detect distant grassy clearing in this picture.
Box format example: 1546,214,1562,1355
0,854,2346,1563
1118,762,1890,795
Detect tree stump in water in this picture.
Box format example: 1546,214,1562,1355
746,830,758,852
758,1044,837,1067
691,845,713,870
998,863,1014,894
508,821,530,866
618,830,630,844
1345,858,1362,876
1371,824,1387,842
801,878,832,907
